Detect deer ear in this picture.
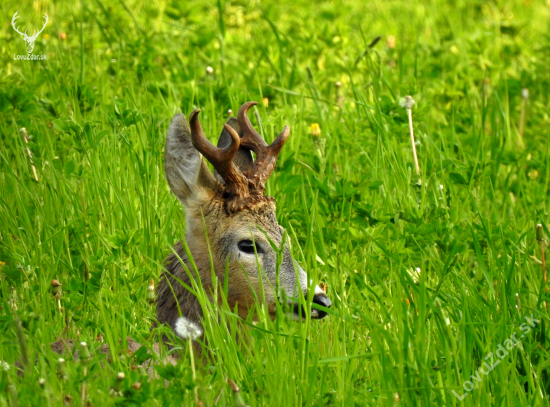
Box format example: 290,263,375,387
164,113,219,206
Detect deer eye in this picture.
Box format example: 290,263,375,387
238,240,263,254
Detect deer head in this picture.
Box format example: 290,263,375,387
158,102,331,333
11,11,48,54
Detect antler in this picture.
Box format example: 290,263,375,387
188,102,290,209
30,13,48,40
11,11,28,38
189,109,250,199
237,101,290,193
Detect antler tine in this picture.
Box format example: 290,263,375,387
268,125,290,157
249,125,290,191
237,101,268,152
189,109,239,169
236,101,290,193
189,109,249,198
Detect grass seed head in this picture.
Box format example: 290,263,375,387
8,287,18,311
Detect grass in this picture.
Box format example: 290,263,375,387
1,0,550,405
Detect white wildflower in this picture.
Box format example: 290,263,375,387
174,317,202,340
0,361,10,371
205,66,214,75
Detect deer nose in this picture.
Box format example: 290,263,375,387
312,292,332,319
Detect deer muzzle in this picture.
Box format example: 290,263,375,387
292,285,332,320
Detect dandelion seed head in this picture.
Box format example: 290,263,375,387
174,316,202,340
399,95,415,110
522,88,529,99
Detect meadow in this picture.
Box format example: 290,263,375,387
1,0,550,405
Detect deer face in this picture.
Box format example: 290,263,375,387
164,102,331,322
204,199,329,320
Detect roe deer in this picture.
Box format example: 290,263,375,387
50,102,331,363
158,101,331,335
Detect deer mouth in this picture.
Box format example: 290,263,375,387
291,292,332,320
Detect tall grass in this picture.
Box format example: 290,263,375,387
1,0,550,405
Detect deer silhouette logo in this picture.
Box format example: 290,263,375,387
11,11,48,54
